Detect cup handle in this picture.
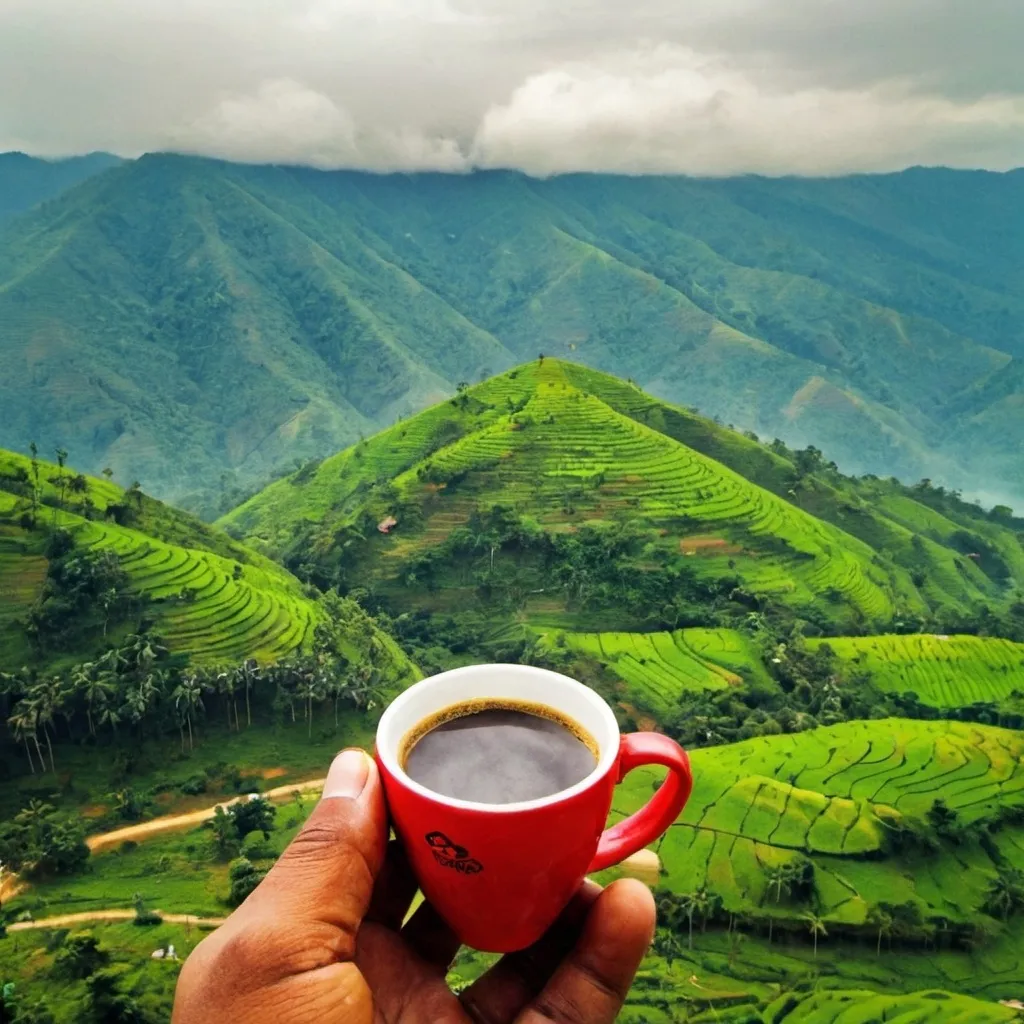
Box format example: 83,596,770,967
587,732,693,873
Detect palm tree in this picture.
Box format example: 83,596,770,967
53,447,69,523
801,912,827,958
677,892,699,950
173,675,204,752
28,681,58,772
73,663,113,737
99,588,119,637
97,702,122,740
866,906,893,956
7,705,38,773
15,799,53,848
239,660,258,728
766,864,792,905
297,677,323,740
984,871,1024,922
218,671,239,731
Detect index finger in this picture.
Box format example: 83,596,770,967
515,879,655,1024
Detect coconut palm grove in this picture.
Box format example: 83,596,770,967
1,158,1024,1024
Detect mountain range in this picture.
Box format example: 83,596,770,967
0,153,1021,510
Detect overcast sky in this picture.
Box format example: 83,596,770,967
2,0,1023,175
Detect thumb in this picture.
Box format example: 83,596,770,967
237,748,388,946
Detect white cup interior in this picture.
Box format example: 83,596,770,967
376,663,620,812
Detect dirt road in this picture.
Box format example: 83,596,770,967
87,776,328,853
7,910,225,932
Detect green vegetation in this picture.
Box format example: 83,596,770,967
225,361,1021,638
543,628,769,716
0,447,323,668
2,156,1023,506
0,152,119,222
762,988,1018,1022
814,634,1024,710
0,353,1021,1020
611,719,1024,937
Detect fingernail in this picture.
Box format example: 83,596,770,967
322,748,371,800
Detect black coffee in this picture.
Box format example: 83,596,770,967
402,699,598,804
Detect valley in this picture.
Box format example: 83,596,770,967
1,157,1023,510
1,362,1023,1022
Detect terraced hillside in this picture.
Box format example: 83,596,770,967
549,362,1024,617
762,988,1018,1023
0,448,320,667
225,360,933,629
542,628,770,715
611,718,1024,928
813,634,1024,709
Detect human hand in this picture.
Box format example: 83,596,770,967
172,748,656,1024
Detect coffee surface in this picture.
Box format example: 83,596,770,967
403,701,598,804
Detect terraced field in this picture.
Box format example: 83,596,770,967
547,628,769,714
811,634,1024,708
416,366,896,617
74,519,318,663
0,449,321,667
224,361,923,627
607,719,1024,926
762,988,1018,1023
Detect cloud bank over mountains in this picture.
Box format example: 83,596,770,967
2,0,1023,175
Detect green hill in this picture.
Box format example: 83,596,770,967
539,628,773,717
812,634,1024,710
614,717,1024,930
761,988,1018,1023
0,152,120,221
222,361,1021,632
0,155,1022,507
0,447,321,668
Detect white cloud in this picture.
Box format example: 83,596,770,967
2,0,1024,174
471,47,1024,176
179,79,468,171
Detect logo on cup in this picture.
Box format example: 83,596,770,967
425,831,483,874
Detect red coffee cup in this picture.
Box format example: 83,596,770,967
375,663,693,952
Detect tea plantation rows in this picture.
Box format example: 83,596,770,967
607,719,1024,927
815,634,1024,709
400,366,899,621
545,628,766,713
0,450,320,667
76,519,317,663
762,988,1018,1023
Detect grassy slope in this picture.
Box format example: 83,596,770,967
812,634,1024,708
556,363,1022,616
542,628,772,716
1,158,1022,506
0,152,121,221
609,718,1024,929
223,360,1024,626
0,448,321,668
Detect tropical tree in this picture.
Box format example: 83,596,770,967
983,870,1024,921
866,905,893,955
72,663,112,737
173,675,204,753
239,659,259,728
53,447,69,523
766,864,792,905
297,676,323,739
801,911,828,958
7,703,40,774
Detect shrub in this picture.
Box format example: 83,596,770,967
179,774,208,796
240,831,276,860
227,857,266,907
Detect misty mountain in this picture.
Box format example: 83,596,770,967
0,153,1020,509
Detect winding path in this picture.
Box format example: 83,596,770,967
87,776,328,852
7,911,225,932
